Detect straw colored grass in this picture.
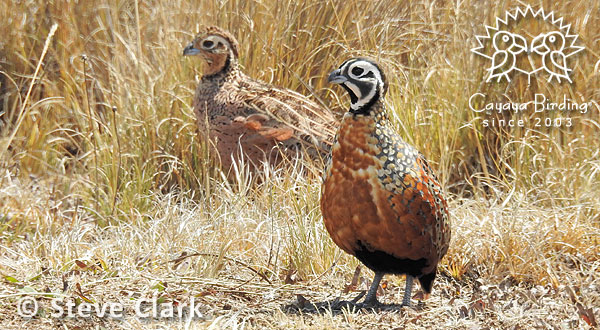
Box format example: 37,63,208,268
1,0,599,328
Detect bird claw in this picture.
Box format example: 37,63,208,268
350,291,366,304
325,291,369,311
356,299,382,310
329,299,359,311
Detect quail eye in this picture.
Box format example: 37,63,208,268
351,67,364,76
502,35,510,42
202,40,214,48
548,35,556,43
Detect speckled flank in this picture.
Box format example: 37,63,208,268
321,58,450,295
185,26,338,174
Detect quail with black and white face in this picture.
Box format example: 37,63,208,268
321,58,451,308
327,58,387,114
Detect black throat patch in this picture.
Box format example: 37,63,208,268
349,89,380,115
341,84,358,104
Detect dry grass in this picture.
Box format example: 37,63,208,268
0,0,599,329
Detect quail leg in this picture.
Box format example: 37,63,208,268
402,275,414,307
359,272,384,308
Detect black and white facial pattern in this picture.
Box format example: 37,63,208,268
328,58,386,113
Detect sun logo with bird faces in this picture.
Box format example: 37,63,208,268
472,6,585,84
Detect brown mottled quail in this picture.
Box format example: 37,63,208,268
183,26,338,175
321,58,451,308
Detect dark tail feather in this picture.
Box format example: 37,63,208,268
418,270,437,294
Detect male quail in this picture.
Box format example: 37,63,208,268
321,58,451,307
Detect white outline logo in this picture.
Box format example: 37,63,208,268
472,6,585,83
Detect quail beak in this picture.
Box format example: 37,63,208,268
328,69,347,84
183,43,201,56
530,34,547,55
510,34,527,55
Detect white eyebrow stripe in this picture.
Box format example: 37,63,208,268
339,59,354,72
205,35,231,49
345,60,384,110
357,61,384,89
